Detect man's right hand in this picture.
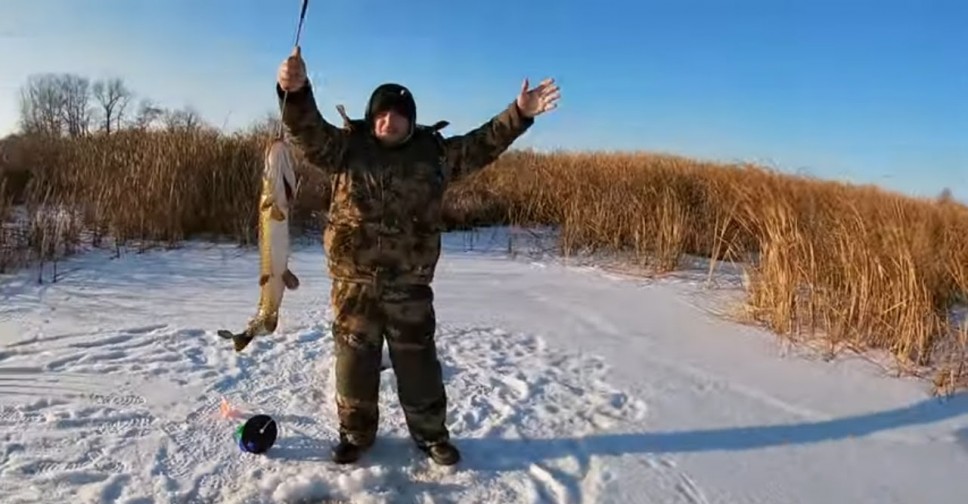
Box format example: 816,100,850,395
278,46,307,92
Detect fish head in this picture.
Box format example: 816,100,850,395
263,140,298,210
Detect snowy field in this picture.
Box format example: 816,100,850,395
2,227,968,503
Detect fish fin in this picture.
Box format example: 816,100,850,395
283,269,300,290
261,196,275,211
270,203,286,221
259,274,270,286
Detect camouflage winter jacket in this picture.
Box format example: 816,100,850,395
277,81,534,286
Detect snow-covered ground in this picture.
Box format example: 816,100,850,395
2,227,968,503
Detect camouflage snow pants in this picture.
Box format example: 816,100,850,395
330,279,448,448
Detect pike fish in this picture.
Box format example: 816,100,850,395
218,139,300,352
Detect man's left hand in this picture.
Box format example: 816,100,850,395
516,78,561,118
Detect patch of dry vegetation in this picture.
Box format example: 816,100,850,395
2,126,967,392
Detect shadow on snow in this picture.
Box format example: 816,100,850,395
273,392,968,472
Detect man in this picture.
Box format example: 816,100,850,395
276,45,560,466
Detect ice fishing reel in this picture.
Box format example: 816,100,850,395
233,414,278,455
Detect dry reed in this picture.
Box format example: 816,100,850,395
2,128,966,391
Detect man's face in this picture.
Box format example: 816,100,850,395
372,109,411,145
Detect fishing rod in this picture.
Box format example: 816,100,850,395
277,0,310,139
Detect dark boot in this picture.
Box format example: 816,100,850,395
331,436,371,464
419,441,461,466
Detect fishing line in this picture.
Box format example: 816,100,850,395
260,0,310,437
228,0,310,442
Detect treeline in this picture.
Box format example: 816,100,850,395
15,72,210,138
1,71,281,203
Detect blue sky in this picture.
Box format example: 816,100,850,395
1,0,965,200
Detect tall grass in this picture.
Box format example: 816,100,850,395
2,128,967,391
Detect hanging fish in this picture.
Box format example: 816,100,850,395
218,0,310,352
218,139,300,352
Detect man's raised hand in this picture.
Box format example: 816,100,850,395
278,45,308,92
515,77,561,118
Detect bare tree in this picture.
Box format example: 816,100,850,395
162,106,205,131
58,74,92,137
17,73,94,137
132,98,165,130
18,73,65,136
92,77,133,134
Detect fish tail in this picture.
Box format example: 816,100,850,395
233,333,255,352
217,327,257,352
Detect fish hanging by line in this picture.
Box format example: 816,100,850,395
218,139,300,352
